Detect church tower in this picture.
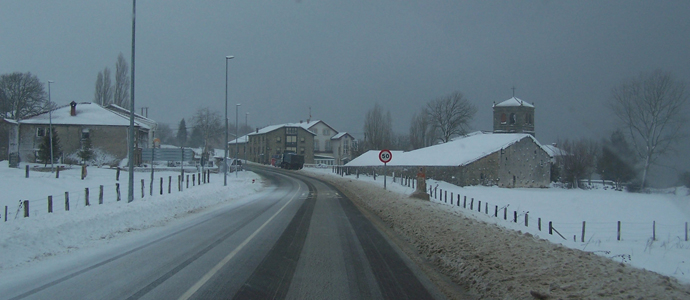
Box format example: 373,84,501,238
493,97,535,136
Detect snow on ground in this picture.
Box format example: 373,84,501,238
303,167,690,299
303,167,690,285
0,163,264,272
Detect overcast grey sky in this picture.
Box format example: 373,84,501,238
2,0,690,178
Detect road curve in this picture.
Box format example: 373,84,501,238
2,166,443,300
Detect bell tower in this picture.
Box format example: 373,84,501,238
493,96,535,136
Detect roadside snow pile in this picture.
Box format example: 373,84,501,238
0,164,264,272
304,169,690,299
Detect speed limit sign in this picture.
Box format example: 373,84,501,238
379,149,392,164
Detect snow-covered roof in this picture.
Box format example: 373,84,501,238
105,104,157,129
331,132,353,140
228,135,249,145
346,132,548,167
542,144,566,157
19,102,144,127
249,122,318,136
494,97,534,108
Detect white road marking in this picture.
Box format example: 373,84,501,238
177,182,303,300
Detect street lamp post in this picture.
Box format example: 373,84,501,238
245,112,248,165
48,80,55,172
236,103,241,177
224,55,234,186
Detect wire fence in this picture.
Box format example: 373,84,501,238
3,170,213,223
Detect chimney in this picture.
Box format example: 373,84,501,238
70,101,77,116
256,127,259,133
300,120,303,124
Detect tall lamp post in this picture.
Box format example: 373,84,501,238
245,112,248,165
48,80,55,172
224,55,234,186
235,103,241,177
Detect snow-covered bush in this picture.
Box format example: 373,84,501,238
66,148,119,167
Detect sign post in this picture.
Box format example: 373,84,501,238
379,149,392,190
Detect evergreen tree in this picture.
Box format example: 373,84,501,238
77,137,94,164
188,126,203,148
176,118,188,147
597,130,637,184
37,127,61,166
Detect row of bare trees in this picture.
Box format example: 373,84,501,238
360,91,477,153
554,70,688,189
94,53,130,108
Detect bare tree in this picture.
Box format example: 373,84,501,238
0,72,47,120
193,107,223,163
409,110,437,150
114,53,130,108
610,69,688,188
426,91,477,143
94,67,113,106
363,103,393,150
557,138,598,189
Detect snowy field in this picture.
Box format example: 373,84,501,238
0,163,264,272
303,167,690,284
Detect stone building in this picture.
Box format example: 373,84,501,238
246,123,315,165
13,102,151,164
493,97,535,136
346,132,551,188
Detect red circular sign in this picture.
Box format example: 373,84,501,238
379,149,392,163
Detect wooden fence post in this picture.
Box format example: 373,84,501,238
538,218,542,231
85,188,90,206
450,192,453,205
513,211,517,223
99,185,104,204
192,174,196,186
160,177,163,195
186,175,189,188
178,175,181,191
525,213,529,227
4,206,7,222
478,201,481,212
23,200,29,217
485,202,488,214
141,179,145,198
197,173,200,185
56,167,60,178
581,221,586,242
463,196,467,208
25,165,29,178
470,198,474,210
504,207,507,220
617,221,621,241
116,183,121,201
168,176,172,194
116,167,120,181
685,222,688,242
549,221,553,235
48,196,53,213
494,205,498,217
652,221,656,241
444,190,447,203
457,195,460,206
65,192,70,211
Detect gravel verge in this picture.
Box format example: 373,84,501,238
308,172,690,300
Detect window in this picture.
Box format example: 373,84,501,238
286,127,298,135
314,139,320,151
509,113,516,125
276,148,281,154
300,147,305,154
276,136,281,143
500,113,507,124
325,140,332,152
323,128,330,136
300,137,305,143
36,127,45,137
81,129,90,139
286,147,296,153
